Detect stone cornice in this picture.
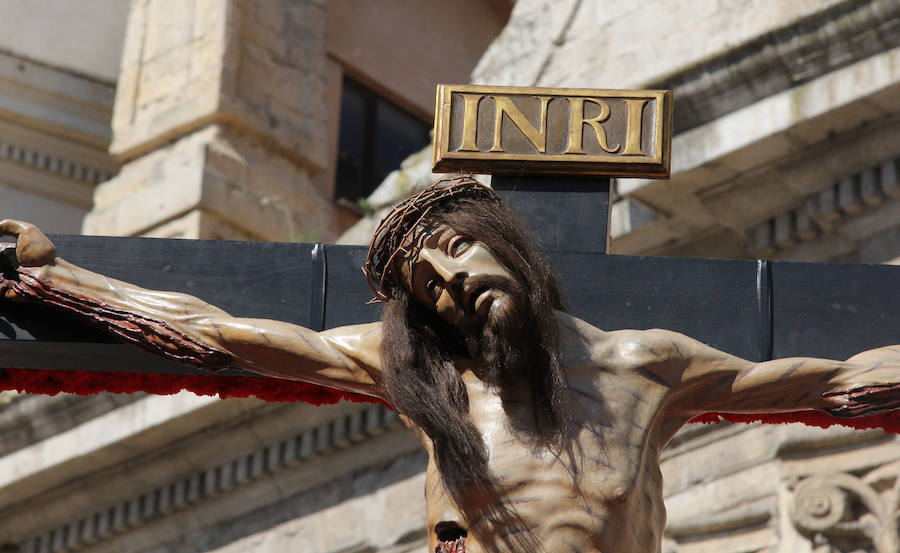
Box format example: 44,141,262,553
0,49,120,198
0,138,113,186
12,402,409,553
747,154,900,258
615,44,900,257
0,394,142,458
652,0,900,134
0,46,114,88
0,49,115,148
665,496,775,539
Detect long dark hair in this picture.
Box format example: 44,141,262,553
379,195,568,548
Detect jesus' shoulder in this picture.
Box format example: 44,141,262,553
570,316,900,420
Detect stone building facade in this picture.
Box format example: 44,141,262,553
2,1,900,553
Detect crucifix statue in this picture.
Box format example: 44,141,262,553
2,85,900,553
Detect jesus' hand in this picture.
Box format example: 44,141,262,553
0,219,57,268
0,219,59,301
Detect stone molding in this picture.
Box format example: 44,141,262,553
83,125,334,241
0,138,112,186
476,0,900,140
748,155,900,257
16,403,402,553
0,48,119,216
665,496,774,539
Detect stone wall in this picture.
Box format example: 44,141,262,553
108,0,326,169
661,422,900,553
0,0,128,81
473,0,850,90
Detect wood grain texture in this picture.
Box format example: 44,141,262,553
492,175,611,254
772,262,900,360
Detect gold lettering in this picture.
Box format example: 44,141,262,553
622,99,648,155
489,95,551,153
458,94,483,152
565,97,619,154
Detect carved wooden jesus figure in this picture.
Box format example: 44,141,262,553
2,177,900,553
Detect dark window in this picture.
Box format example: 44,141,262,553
334,77,431,205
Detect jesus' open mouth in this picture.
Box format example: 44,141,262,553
435,521,467,553
435,535,466,553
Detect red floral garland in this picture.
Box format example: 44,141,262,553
690,410,900,433
3,367,899,434
0,368,375,405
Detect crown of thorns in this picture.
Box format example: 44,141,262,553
363,176,501,303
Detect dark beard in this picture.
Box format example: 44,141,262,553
453,275,536,389
380,282,555,552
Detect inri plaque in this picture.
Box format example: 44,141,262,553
433,84,672,177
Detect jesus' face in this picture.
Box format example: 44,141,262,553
399,225,516,329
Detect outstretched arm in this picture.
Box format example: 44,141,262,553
0,220,385,397
624,328,900,418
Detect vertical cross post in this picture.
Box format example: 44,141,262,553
491,175,611,254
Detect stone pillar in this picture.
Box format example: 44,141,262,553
84,0,338,241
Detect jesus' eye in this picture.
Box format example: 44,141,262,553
448,235,471,257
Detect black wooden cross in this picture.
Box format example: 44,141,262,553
2,85,900,395
4,219,900,377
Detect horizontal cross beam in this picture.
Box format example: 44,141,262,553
2,235,899,375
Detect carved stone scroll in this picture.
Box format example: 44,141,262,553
791,472,900,553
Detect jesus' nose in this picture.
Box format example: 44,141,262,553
420,248,465,283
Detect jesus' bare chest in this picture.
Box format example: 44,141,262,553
425,366,673,553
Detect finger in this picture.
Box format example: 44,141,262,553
1,222,57,267
17,230,56,266
0,219,28,238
